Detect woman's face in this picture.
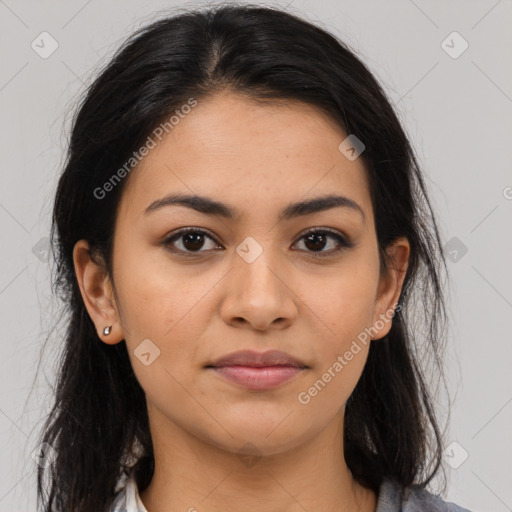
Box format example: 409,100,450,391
76,91,408,457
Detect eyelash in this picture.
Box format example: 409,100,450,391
162,227,354,259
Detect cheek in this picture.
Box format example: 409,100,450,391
112,248,215,384
112,242,199,336
303,258,379,349
294,257,378,411
297,273,377,415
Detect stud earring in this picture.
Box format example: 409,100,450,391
103,325,112,336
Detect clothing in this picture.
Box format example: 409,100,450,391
109,467,472,512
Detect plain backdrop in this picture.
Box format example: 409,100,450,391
1,1,511,511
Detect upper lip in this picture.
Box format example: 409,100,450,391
206,350,308,368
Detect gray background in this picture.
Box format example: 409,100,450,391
1,0,511,511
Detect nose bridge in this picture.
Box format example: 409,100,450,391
234,236,284,298
220,236,297,330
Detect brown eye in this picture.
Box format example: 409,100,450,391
304,232,329,251
162,227,354,258
181,232,207,251
163,228,220,254
293,229,354,257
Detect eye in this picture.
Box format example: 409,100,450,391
163,227,354,258
292,228,354,258
163,227,221,255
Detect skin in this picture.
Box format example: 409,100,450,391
74,90,409,512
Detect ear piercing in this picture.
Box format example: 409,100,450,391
103,326,112,336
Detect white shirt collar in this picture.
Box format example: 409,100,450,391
111,468,149,512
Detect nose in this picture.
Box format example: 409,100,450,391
220,249,298,332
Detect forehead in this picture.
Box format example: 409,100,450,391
118,91,373,224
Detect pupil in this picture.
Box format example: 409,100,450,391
305,233,326,251
183,233,204,251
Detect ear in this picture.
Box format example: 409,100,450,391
73,239,123,345
370,237,410,340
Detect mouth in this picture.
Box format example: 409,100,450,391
204,349,309,391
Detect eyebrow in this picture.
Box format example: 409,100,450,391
144,192,365,223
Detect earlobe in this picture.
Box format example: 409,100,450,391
72,240,123,345
371,237,410,340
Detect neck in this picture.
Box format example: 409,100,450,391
139,408,377,512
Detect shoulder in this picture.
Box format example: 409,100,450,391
376,478,473,512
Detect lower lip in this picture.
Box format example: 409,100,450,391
209,365,304,390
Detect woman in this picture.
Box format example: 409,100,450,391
36,4,472,511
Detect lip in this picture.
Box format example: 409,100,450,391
205,350,308,391
207,349,307,368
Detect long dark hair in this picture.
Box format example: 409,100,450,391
36,3,450,510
